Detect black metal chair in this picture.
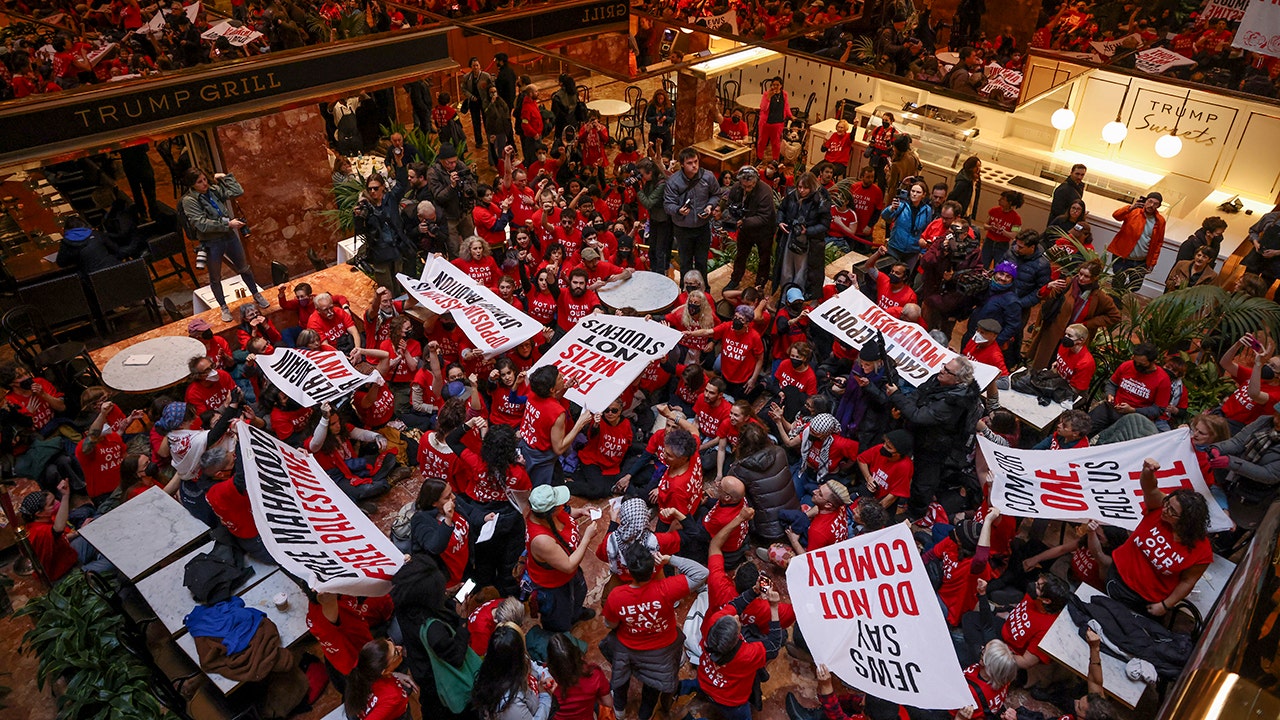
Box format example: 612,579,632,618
270,261,290,287
577,84,591,104
792,92,817,124
87,259,162,332
306,247,327,272
163,297,184,323
145,231,196,285
17,273,98,336
663,77,678,107
719,79,740,114
624,84,642,108
618,98,646,141
1,304,103,390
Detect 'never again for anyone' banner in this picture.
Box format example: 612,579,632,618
787,523,973,709
531,315,683,412
978,428,1233,532
238,422,404,595
809,288,1000,388
257,348,381,407
398,256,541,357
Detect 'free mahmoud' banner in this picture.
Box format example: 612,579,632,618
787,523,973,710
257,349,382,408
398,256,542,358
530,315,683,413
808,288,1001,389
238,423,404,595
978,428,1233,532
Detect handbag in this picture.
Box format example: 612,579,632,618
420,619,482,713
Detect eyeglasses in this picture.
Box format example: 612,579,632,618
940,366,957,376
367,185,384,192
603,407,621,415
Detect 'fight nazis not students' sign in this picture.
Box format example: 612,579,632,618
531,314,682,413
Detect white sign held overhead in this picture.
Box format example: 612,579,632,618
531,315,683,413
397,255,542,358
1233,0,1280,58
256,348,382,408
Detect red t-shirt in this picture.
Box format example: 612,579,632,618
270,406,314,440
77,432,128,498
603,574,691,650
355,382,396,428
488,382,527,427
807,509,848,550
875,272,917,317
552,666,611,720
468,598,503,655
804,434,859,474
847,182,884,238
1110,360,1171,410
1111,507,1212,603
712,323,764,384
306,601,373,674
774,359,817,395
702,501,749,552
595,531,681,583
525,509,580,589
963,339,1008,377
830,206,859,240
556,287,598,331
1220,366,1280,425
207,479,258,539
185,371,236,416
453,256,502,288
858,445,913,500
1053,346,1096,393
934,537,990,626
362,675,410,720
459,453,531,503
953,663,1007,718
720,118,749,141
306,306,356,346
577,419,632,475
984,206,1021,243
694,395,732,439
438,512,471,586
705,554,797,631
518,394,566,451
657,461,703,518
379,339,422,384
1000,594,1056,663
7,378,62,430
698,638,767,706
823,131,853,164
28,521,79,581
525,289,558,326
1071,542,1104,589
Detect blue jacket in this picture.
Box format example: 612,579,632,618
1000,246,1052,309
881,200,933,256
968,287,1023,346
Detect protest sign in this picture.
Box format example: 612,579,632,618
1202,0,1248,22
1089,33,1144,56
398,256,542,358
238,423,404,595
978,428,1233,532
530,315,682,412
980,64,1023,101
786,523,973,710
1134,47,1197,73
808,287,1000,389
142,2,201,34
698,9,739,34
1234,0,1280,58
257,348,382,407
202,21,265,47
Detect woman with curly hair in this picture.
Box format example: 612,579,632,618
447,423,530,597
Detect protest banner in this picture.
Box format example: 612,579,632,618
786,523,973,710
808,287,1000,389
1089,33,1144,56
1134,47,1197,73
980,64,1023,101
202,20,265,47
698,9,739,34
978,428,1233,532
142,1,201,34
1233,0,1280,58
530,315,683,412
256,348,382,408
238,422,404,595
397,256,542,357
1202,0,1249,22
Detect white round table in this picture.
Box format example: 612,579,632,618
587,99,633,118
102,336,208,394
936,51,960,66
735,93,764,110
596,271,680,315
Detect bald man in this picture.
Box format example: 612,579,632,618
702,475,751,567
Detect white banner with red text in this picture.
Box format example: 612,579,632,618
786,523,973,709
530,314,682,413
1202,0,1249,21
397,256,542,357
1133,47,1197,73
1233,0,1280,58
978,428,1233,532
202,21,265,47
808,287,1000,389
142,2,201,34
257,348,382,408
238,422,404,595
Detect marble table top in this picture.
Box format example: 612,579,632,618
135,541,279,636
596,270,680,314
77,486,209,581
100,336,208,394
1039,584,1147,708
1000,387,1075,432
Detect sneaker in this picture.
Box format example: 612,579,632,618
219,306,232,323
253,292,270,309
195,248,207,269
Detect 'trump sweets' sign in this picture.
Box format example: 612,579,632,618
787,523,972,709
398,257,541,358
808,288,1000,389
238,423,403,595
978,428,1233,532
531,315,683,412
257,349,381,407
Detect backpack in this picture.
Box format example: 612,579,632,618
1010,368,1076,405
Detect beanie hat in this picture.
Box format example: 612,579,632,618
885,428,914,456
993,261,1019,279
954,519,982,552
438,143,458,160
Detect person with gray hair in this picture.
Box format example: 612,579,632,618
886,356,981,521
409,199,447,256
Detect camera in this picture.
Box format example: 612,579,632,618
237,218,251,236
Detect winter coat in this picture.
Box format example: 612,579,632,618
967,287,1024,346
1028,281,1120,370
881,199,933,256
663,168,723,229
730,444,798,540
726,180,777,245
179,173,243,243
638,177,670,224
889,376,981,464
56,227,118,274
1000,245,1052,309
777,187,832,245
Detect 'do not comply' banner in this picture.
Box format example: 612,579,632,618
238,422,404,595
257,348,382,408
787,522,973,709
531,315,683,413
808,288,1000,389
978,428,1233,532
398,256,542,358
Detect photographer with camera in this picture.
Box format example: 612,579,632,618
352,172,412,292
1108,193,1166,281
918,214,984,339
722,166,777,293
775,172,832,300
179,168,268,323
880,179,934,275
425,143,480,258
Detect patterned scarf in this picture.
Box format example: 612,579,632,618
607,498,658,576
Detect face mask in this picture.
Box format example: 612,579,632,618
1264,366,1277,381
379,307,395,319
1061,337,1076,348
205,369,219,381
990,280,1011,291
687,304,701,314
880,446,895,458
51,500,61,516
732,318,747,331
593,222,607,231
144,461,159,478
889,274,905,285
972,332,988,344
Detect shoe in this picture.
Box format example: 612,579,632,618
723,279,740,292
574,607,597,624
756,547,772,564
388,466,414,486
358,501,379,515
219,306,232,323
785,640,813,663
253,292,270,309
786,692,824,720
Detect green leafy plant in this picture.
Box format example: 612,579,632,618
16,572,167,720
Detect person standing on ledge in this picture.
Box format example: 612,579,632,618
1108,193,1166,284
179,168,269,323
1049,163,1087,223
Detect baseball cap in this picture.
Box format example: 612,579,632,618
784,288,805,304
581,247,601,262
529,485,570,513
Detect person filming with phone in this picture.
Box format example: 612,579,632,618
1108,193,1166,283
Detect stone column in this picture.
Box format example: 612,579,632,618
673,71,717,151
215,105,340,285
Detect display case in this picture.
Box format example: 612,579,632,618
855,102,979,169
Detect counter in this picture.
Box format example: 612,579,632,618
693,138,752,174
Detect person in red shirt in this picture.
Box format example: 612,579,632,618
717,109,749,142
597,497,683,583
692,379,732,454
519,365,587,486
555,268,598,335
1022,519,1127,591
472,186,514,248
772,340,817,396
964,318,1009,407
1089,343,1171,434
1032,409,1092,450
710,400,762,481
3,363,67,436
959,572,1071,671
1053,323,1096,394
922,511,999,627
306,292,361,352
547,633,615,720
342,639,414,720
569,399,640,499
580,246,631,287
696,476,751,565
188,318,234,369
604,542,708,717
769,480,850,569
827,194,859,253
526,484,599,632
793,413,858,504
686,305,766,398
453,235,504,287
863,247,917,317
821,119,853,176
184,355,237,417
466,596,526,656
307,591,377,679
950,640,1018,720
856,428,914,511
406,478,471,586
1109,457,1212,616
19,481,111,581
846,165,884,248
651,427,705,527
1217,333,1280,432
693,590,785,716
980,190,1025,267
76,401,143,503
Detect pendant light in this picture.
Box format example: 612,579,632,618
1155,89,1191,159
1051,96,1076,130
1101,80,1132,144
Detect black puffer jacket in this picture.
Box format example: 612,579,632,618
730,444,798,541
889,377,981,465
